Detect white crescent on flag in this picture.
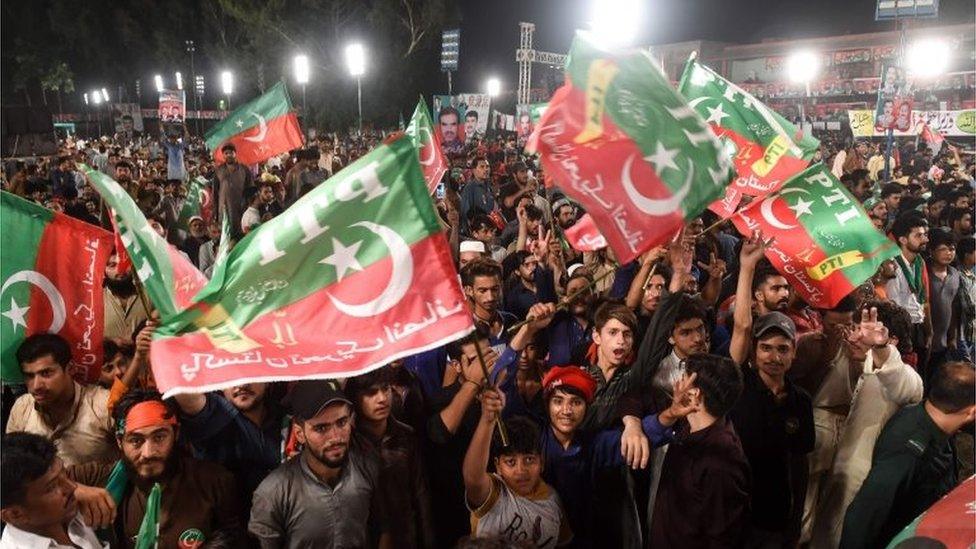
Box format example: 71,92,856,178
0,270,67,333
328,222,414,317
244,112,268,142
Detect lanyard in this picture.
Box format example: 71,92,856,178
896,255,926,304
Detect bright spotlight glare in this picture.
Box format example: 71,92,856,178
294,55,310,84
346,44,366,77
787,51,820,84
221,71,234,95
101,88,109,102
175,71,183,90
486,78,501,97
589,0,641,49
906,39,950,78
154,74,164,93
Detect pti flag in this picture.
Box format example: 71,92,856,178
177,176,215,228
406,97,448,193
81,165,209,320
134,483,162,549
921,122,945,156
732,164,898,308
678,56,820,218
1,192,113,383
528,34,734,264
564,214,607,251
205,81,304,165
150,135,474,397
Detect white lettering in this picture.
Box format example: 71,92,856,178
335,162,388,203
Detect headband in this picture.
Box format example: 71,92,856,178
118,400,177,436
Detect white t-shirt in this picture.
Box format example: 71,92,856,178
0,513,107,549
241,206,261,234
468,474,571,548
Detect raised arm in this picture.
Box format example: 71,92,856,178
462,387,505,508
730,230,770,366
625,247,666,310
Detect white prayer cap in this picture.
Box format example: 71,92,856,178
459,240,486,254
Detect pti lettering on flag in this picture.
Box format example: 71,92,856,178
528,34,734,264
732,164,898,308
205,81,304,166
150,135,474,397
1,192,114,383
677,56,819,218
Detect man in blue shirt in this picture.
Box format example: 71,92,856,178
163,134,187,181
460,157,495,234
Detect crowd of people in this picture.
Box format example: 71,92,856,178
0,120,974,549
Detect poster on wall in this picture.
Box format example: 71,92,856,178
431,93,492,155
874,64,914,132
848,109,976,137
158,90,186,124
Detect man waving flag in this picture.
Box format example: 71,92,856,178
205,81,304,165
528,33,734,265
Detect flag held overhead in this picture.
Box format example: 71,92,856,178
205,81,305,166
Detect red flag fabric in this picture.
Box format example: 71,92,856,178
406,98,448,193
205,82,305,166
564,214,607,251
109,212,132,276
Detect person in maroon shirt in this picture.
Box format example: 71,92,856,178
649,353,750,549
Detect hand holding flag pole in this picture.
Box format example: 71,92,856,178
506,266,617,335
471,337,509,447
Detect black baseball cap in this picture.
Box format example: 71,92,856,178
282,379,352,421
753,312,797,341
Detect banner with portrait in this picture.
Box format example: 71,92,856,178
847,109,976,137
158,90,186,124
431,93,492,155
112,103,144,139
874,64,914,132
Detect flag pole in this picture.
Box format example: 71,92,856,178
470,337,509,447
133,276,153,317
506,265,616,335
676,50,699,95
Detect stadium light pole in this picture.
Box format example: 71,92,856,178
294,54,310,115
91,90,103,136
787,51,819,128
154,74,164,93
345,43,366,133
221,70,234,111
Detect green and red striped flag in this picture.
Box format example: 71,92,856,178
205,81,304,165
150,135,474,397
732,163,898,308
81,165,209,320
886,476,974,549
405,97,448,193
678,57,820,218
528,34,734,264
177,176,214,229
1,192,114,383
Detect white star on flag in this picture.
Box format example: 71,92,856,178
788,197,815,218
320,238,364,281
236,120,244,128
645,142,680,174
705,104,729,125
2,297,29,331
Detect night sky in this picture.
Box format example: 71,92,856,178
451,0,975,94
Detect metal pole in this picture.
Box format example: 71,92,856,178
447,71,453,95
356,76,363,133
302,84,307,116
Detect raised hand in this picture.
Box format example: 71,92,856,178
849,307,890,349
479,386,507,423
740,229,773,268
525,302,557,331
697,252,727,280
660,372,701,426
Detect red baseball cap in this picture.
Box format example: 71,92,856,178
542,366,597,403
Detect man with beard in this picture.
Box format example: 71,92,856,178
67,390,246,548
173,382,288,501
0,433,104,548
179,215,209,268
750,259,791,315
498,161,549,222
103,252,151,342
729,309,815,547
6,334,118,466
438,107,464,156
503,249,558,321
887,214,931,377
215,143,254,240
250,381,391,548
198,220,224,277
113,160,136,196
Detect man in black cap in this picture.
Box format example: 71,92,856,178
249,380,390,548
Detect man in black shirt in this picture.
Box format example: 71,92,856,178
730,312,815,547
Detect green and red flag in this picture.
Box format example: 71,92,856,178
150,135,474,397
205,81,304,166
527,34,734,264
678,56,820,218
1,192,114,383
134,483,161,549
405,97,448,193
886,475,975,549
564,214,607,252
81,165,209,320
177,176,214,229
732,163,898,308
